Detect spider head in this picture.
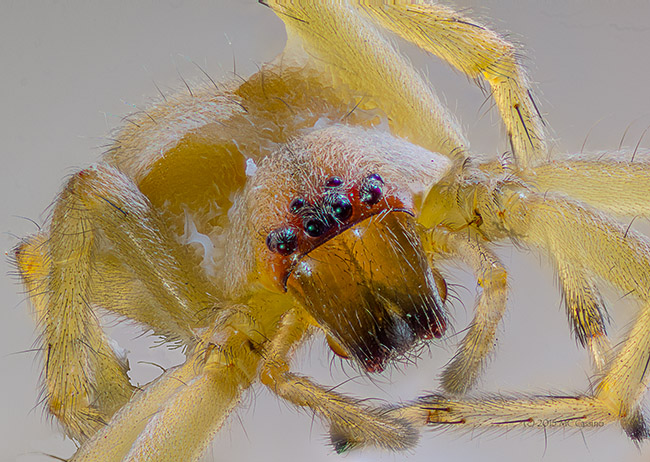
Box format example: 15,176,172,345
249,125,451,372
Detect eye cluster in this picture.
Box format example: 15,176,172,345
266,173,385,255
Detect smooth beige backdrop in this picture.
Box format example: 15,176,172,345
2,1,650,461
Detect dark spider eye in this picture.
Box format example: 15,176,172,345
324,193,353,222
290,197,307,214
325,176,343,188
303,216,329,237
266,227,298,255
360,173,384,205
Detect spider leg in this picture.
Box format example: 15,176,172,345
557,261,612,372
399,293,649,438
356,0,546,168
71,318,262,462
55,164,217,337
412,190,650,438
15,233,134,440
424,226,508,394
260,310,419,452
498,192,650,431
14,164,217,441
530,159,650,215
264,0,468,157
395,393,613,428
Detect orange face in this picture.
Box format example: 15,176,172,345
248,126,448,372
286,212,447,373
264,171,412,289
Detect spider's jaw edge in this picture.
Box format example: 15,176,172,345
286,212,446,373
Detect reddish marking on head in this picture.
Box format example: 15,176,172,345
264,176,414,291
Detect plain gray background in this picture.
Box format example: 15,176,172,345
2,1,650,461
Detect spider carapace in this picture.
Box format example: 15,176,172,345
13,1,650,461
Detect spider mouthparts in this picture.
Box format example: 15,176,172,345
286,212,446,372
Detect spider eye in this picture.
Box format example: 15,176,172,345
290,197,307,214
324,193,353,222
266,227,298,255
325,176,343,188
360,173,384,205
303,216,329,237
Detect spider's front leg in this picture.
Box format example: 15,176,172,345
356,0,546,168
404,183,650,439
259,310,420,453
14,163,217,442
267,0,545,167
424,226,508,395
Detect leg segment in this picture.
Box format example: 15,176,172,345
357,0,547,168
15,164,217,441
395,295,648,438
397,394,614,429
71,324,260,462
260,310,419,452
596,304,650,439
14,233,134,440
556,261,612,372
530,159,650,215
264,0,468,157
493,190,650,437
425,227,508,394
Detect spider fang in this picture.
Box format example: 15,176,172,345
287,212,447,372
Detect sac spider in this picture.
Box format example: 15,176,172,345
6,2,650,462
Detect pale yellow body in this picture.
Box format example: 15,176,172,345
13,1,650,460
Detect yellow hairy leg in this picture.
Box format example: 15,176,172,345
53,165,216,340
530,160,650,215
398,394,613,428
500,193,650,435
14,235,134,441
556,261,612,372
260,311,418,452
14,164,220,441
71,312,266,462
357,0,546,168
415,190,650,436
264,0,468,157
424,227,508,395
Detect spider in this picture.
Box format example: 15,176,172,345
8,1,650,461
